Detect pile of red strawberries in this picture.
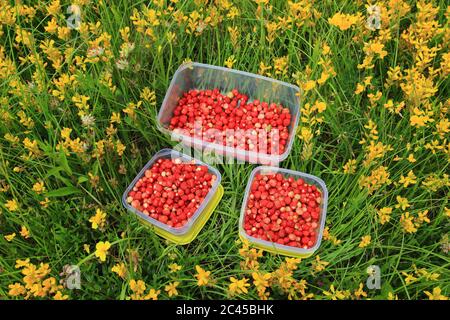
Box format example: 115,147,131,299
126,158,215,228
168,88,292,155
243,173,322,249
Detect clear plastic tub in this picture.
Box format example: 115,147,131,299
157,62,301,165
122,148,223,244
239,166,328,258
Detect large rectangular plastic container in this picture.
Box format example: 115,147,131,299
239,166,328,258
122,148,223,245
157,62,301,165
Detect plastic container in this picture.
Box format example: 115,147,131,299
157,62,301,165
122,148,223,245
239,166,328,258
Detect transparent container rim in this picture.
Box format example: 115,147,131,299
156,62,301,164
122,148,222,235
238,166,328,254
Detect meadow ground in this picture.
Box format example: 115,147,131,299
0,0,449,300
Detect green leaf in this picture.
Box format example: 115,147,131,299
59,149,73,175
78,176,89,184
46,187,81,197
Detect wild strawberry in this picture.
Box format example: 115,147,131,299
243,173,323,249
127,158,215,228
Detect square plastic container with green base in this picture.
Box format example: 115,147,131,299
122,148,223,245
239,166,328,258
157,62,301,165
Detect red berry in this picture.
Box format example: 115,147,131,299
127,159,215,228
243,173,322,249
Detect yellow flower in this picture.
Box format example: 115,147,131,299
407,153,417,163
401,271,418,285
15,259,31,269
110,112,121,124
444,207,450,218
353,283,367,299
359,166,391,194
301,80,316,92
367,42,387,59
343,159,357,174
323,284,348,300
258,61,272,76
54,291,69,300
395,196,410,211
128,279,160,300
32,181,46,194
4,133,20,144
130,279,146,295
285,257,301,270
195,265,211,286
165,281,180,297
228,277,250,296
224,55,236,69
168,263,182,273
322,43,331,55
416,210,430,224
252,272,271,292
358,235,371,248
111,263,127,279
400,213,417,233
20,226,30,239
388,292,398,300
4,233,16,242
94,241,111,262
322,227,342,245
5,199,19,211
47,0,61,16
116,140,126,156
328,13,361,31
424,287,448,300
273,56,289,76
399,170,417,188
45,17,58,34
83,244,90,253
355,83,365,94
89,208,107,230
377,207,392,225
312,255,329,273
140,88,156,105
40,198,50,208
145,288,160,300
8,283,26,296
410,108,434,128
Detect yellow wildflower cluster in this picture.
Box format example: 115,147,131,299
238,239,263,270
328,12,362,31
322,226,342,245
128,279,160,300
359,166,391,194
195,265,212,286
8,259,68,300
323,284,351,300
58,127,86,155
400,210,430,234
297,100,327,160
402,264,441,288
88,208,107,231
111,263,128,279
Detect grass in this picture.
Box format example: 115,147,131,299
0,0,449,300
